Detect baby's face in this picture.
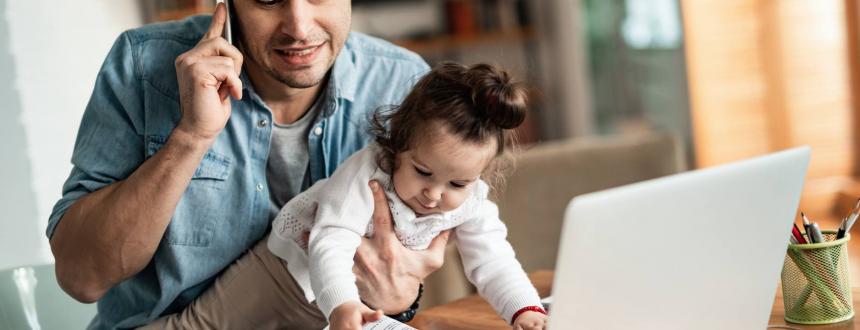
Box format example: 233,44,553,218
391,127,496,215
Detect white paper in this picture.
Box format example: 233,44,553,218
322,316,417,330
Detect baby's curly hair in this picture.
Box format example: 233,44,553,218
370,62,528,194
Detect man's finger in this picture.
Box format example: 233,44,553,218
206,62,242,101
425,230,451,253
416,230,450,275
368,180,395,237
219,41,244,75
203,3,226,41
348,319,363,330
301,231,310,247
202,38,244,74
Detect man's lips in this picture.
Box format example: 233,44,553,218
273,43,324,66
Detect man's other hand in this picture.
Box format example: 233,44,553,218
353,180,450,313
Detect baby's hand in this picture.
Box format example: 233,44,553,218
512,311,548,330
329,301,384,330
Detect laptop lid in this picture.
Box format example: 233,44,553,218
549,147,810,329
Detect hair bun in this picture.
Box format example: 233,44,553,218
467,64,527,130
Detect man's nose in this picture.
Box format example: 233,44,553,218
279,1,312,41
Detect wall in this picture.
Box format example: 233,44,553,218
0,0,141,270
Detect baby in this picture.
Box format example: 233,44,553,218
268,62,547,330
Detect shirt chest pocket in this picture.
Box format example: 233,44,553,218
146,135,231,183
146,135,232,246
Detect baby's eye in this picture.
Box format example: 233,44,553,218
414,166,432,177
450,182,466,189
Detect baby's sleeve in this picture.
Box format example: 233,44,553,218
455,194,543,324
306,147,380,319
268,180,326,256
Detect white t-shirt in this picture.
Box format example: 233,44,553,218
266,101,318,213
267,143,541,322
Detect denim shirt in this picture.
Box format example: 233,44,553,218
46,15,428,330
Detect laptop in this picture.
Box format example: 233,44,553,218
548,147,811,329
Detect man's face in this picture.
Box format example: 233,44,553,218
234,0,351,89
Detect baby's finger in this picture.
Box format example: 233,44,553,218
344,319,363,330
362,309,384,323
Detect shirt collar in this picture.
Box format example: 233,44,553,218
329,37,357,103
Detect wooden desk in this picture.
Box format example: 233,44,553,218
408,271,860,329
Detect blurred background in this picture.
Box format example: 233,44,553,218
3,0,860,323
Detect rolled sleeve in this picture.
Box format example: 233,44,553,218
47,31,146,239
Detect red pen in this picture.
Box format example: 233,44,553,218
792,223,808,244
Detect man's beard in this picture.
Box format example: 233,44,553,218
262,63,325,89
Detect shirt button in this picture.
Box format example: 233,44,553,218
313,126,323,136
256,183,264,192
258,119,269,127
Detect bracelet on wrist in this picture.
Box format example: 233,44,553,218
511,305,547,324
384,283,424,323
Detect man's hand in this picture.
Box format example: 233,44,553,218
174,2,243,142
353,180,451,313
329,301,383,330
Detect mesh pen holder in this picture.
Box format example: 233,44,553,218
781,231,853,324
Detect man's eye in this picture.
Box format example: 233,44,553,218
414,166,432,177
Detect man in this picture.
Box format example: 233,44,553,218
47,1,447,328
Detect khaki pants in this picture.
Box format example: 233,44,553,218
140,239,327,330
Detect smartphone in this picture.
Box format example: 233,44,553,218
216,0,233,45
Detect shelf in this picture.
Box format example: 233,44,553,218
152,7,213,23
393,27,535,54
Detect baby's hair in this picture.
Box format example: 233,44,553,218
370,62,528,193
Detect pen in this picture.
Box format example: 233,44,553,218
846,213,858,236
836,199,860,239
801,212,812,239
792,223,808,244
837,217,848,239
841,200,860,238
809,223,825,244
